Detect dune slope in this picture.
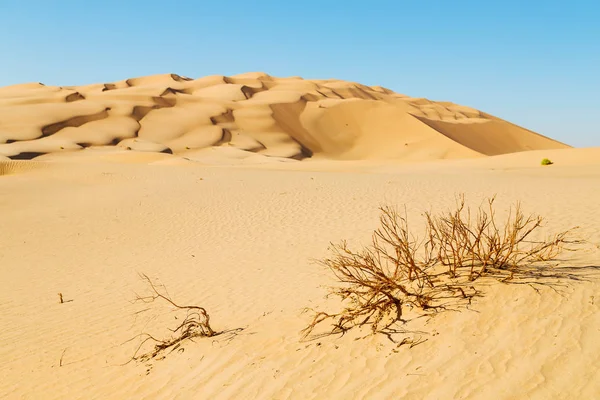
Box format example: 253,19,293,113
0,73,568,162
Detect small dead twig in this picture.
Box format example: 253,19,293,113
528,284,541,295
59,348,67,367
58,293,73,303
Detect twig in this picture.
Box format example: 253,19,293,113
59,348,67,367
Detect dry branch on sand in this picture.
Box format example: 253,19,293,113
425,195,580,281
303,195,581,339
126,274,215,362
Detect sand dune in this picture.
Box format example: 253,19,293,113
0,73,568,162
415,115,567,156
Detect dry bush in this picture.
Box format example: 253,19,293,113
426,195,580,281
127,274,215,362
302,206,479,338
303,195,580,338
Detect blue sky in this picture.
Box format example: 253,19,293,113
1,0,598,147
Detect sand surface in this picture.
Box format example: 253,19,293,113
0,72,568,163
1,73,598,399
1,147,600,399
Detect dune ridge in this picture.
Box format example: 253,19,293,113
0,73,568,162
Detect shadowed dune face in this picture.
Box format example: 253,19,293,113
414,115,567,156
0,73,569,161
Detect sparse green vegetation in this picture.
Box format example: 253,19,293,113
541,158,553,166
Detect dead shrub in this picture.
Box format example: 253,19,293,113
127,274,215,362
426,195,580,280
303,205,478,338
303,195,580,338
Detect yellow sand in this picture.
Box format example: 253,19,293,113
1,148,599,399
0,72,567,162
1,74,598,400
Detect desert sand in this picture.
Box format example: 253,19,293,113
0,72,568,163
1,73,599,400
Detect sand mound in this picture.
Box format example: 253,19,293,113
0,73,568,162
0,160,45,175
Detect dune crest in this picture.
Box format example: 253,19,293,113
0,73,568,161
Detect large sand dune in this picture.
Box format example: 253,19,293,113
0,73,568,162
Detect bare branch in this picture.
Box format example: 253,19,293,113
127,274,216,362
304,195,581,339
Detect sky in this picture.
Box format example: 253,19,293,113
0,0,598,147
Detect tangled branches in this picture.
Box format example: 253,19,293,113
303,195,580,338
425,195,580,280
128,274,215,362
